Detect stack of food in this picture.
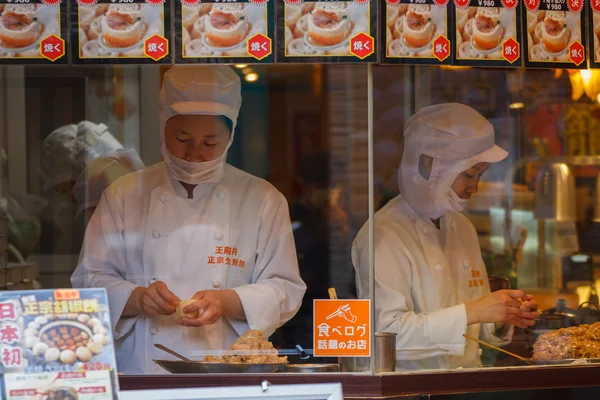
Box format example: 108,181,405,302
204,330,287,364
532,322,600,360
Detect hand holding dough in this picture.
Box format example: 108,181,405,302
177,299,201,318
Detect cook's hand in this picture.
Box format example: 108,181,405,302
521,294,538,312
466,290,540,329
139,281,180,316
176,289,244,327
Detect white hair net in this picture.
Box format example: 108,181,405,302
71,148,145,215
40,121,123,192
398,103,508,220
159,65,242,184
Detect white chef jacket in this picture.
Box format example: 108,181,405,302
71,162,306,374
352,194,512,371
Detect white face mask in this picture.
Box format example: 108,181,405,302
447,188,469,213
160,144,227,185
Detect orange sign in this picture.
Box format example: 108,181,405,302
54,290,80,301
313,299,371,357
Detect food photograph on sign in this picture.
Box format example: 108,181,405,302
386,3,448,58
526,9,581,62
284,1,369,57
455,5,517,61
181,2,268,58
0,4,61,59
77,3,164,58
0,289,117,375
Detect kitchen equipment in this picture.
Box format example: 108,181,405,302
534,163,577,222
281,364,339,373
154,344,193,362
534,299,581,331
374,332,396,373
153,360,286,374
339,333,397,373
463,334,531,365
576,302,600,325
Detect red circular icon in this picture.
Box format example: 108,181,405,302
77,0,97,6
181,0,199,6
41,0,61,6
568,0,583,12
146,0,165,6
454,0,469,8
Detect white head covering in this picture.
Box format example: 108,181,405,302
159,65,242,184
71,148,145,215
398,103,508,220
41,121,123,192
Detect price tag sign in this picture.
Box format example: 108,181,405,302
452,0,522,67
174,0,275,64
0,0,68,64
277,0,378,63
380,0,453,65
524,0,586,68
0,289,119,400
70,0,172,64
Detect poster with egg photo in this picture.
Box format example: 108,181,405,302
71,0,172,65
174,0,274,64
380,1,453,65
0,289,120,400
523,0,586,69
588,0,600,67
0,1,68,65
453,0,522,67
277,0,378,63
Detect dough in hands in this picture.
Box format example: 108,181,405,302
177,299,200,318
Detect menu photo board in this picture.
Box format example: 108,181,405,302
71,0,172,64
588,0,600,67
380,0,453,65
277,0,377,63
0,289,119,400
522,0,586,68
174,0,274,64
452,0,523,66
0,1,68,64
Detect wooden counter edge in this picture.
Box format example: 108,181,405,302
118,364,600,398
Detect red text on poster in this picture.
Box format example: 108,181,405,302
144,34,169,61
40,35,65,62
350,33,374,59
568,0,583,12
247,33,272,60
502,37,519,63
569,41,585,66
433,36,450,62
313,300,371,357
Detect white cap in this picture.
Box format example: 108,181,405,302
399,103,508,219
158,66,242,184
40,121,123,192
404,103,508,165
159,65,241,125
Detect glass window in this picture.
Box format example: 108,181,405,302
0,64,369,374
370,65,600,371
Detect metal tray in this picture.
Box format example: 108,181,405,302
281,364,339,373
153,360,286,374
527,358,600,365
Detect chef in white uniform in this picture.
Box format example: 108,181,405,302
71,66,306,374
352,103,539,371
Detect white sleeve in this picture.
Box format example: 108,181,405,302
71,189,140,340
480,323,513,346
231,191,306,337
352,228,467,360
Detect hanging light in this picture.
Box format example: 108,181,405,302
245,73,259,82
509,102,525,109
234,64,248,69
